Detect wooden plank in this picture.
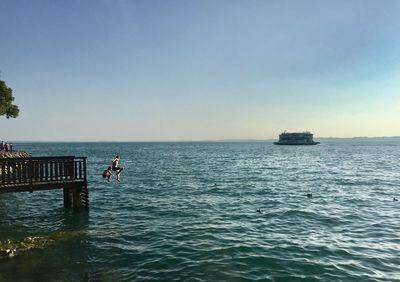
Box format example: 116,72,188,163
50,161,54,181
78,161,82,179
11,161,16,184
0,181,86,193
1,162,5,184
74,161,78,180
83,158,87,182
44,160,49,182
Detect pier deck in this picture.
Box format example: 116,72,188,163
0,156,88,209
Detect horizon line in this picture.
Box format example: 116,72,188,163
7,136,400,143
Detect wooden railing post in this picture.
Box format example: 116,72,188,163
28,160,33,189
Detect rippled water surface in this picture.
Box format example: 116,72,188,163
1,141,400,281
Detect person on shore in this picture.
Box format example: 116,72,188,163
112,155,124,182
102,166,112,182
2,142,12,152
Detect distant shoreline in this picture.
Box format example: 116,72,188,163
8,136,400,143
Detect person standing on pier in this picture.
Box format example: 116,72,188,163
112,155,124,182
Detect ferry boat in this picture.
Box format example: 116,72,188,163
273,131,320,145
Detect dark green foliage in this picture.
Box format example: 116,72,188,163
0,80,19,118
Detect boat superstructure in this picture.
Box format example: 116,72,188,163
274,131,319,145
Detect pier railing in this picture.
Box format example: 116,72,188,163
0,156,87,191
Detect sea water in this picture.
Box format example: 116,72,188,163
1,141,400,281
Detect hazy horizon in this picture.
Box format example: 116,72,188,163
1,0,399,141
7,135,400,143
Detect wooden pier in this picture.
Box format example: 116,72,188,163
0,156,88,209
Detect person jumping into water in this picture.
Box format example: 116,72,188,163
102,166,112,182
112,155,124,182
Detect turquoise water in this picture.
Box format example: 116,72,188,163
1,141,400,281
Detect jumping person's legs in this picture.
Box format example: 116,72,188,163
117,167,124,176
116,168,124,181
112,167,123,181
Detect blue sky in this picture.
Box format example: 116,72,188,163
1,0,399,141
